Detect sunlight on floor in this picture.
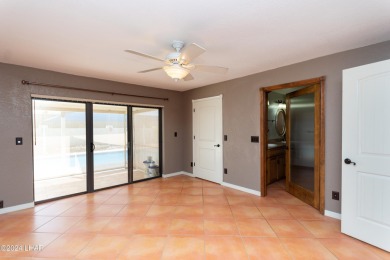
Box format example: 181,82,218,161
1,175,388,259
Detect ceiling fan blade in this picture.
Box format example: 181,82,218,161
125,50,165,62
182,64,195,70
138,67,162,73
183,73,194,81
180,43,206,64
194,65,228,74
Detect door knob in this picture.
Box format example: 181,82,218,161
214,144,220,147
344,158,356,165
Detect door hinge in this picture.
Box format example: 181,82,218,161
193,109,195,112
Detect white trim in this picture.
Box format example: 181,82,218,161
324,210,341,220
0,202,34,215
163,172,261,197
222,182,261,196
162,171,194,178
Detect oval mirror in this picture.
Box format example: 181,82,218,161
275,109,286,136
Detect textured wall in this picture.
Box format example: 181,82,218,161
2,41,390,213
0,63,184,208
182,41,390,213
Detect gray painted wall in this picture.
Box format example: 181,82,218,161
0,63,184,208
183,40,390,213
2,41,390,213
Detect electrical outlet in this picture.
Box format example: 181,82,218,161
332,191,339,200
16,137,23,145
224,168,227,174
0,200,3,208
251,136,259,143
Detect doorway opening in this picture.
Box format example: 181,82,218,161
260,77,325,213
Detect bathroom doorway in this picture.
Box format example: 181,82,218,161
259,77,325,213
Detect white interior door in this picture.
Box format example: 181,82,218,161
342,59,390,252
193,95,223,184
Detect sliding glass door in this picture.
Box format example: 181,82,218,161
33,100,87,201
93,104,129,190
132,107,161,181
33,99,162,202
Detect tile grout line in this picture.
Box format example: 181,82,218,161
232,201,251,260
2,176,387,259
264,187,302,259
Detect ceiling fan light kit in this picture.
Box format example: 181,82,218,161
163,64,190,82
125,40,228,82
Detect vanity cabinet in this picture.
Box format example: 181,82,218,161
266,146,286,185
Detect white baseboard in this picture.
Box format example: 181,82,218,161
163,172,260,197
221,182,261,196
162,171,194,178
325,210,341,220
0,202,34,215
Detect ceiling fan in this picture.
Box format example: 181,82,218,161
125,40,228,82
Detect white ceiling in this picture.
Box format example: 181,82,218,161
1,0,390,91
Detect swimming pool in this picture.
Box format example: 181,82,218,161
34,149,127,180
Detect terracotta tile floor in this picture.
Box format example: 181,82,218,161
0,175,389,259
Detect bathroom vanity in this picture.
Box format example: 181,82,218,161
266,144,286,185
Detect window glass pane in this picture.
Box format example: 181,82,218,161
133,107,160,181
33,100,87,201
93,104,128,189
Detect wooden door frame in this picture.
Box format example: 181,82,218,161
259,77,325,214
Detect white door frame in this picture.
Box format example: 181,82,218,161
192,95,223,184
